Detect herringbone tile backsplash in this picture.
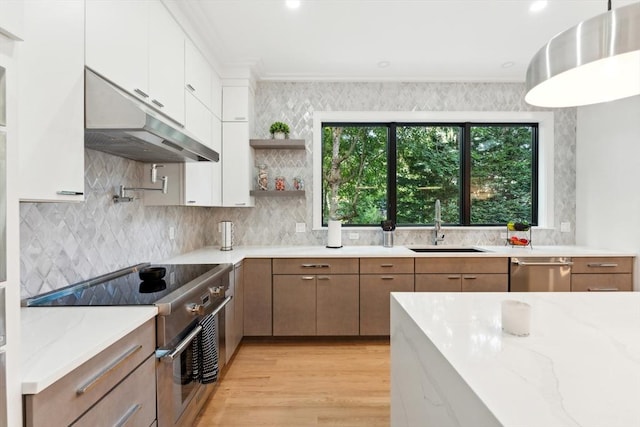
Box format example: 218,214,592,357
20,81,576,297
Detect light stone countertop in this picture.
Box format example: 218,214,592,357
162,244,636,265
21,306,157,394
390,292,640,427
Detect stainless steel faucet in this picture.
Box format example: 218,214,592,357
433,199,445,245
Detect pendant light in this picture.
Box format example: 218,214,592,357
525,1,640,108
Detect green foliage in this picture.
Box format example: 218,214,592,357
269,121,290,135
321,123,534,226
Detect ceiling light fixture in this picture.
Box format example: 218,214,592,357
286,0,301,9
529,1,548,13
525,1,640,107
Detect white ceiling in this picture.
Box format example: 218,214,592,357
173,0,638,82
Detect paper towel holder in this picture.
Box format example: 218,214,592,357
326,220,343,249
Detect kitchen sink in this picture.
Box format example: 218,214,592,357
409,247,485,253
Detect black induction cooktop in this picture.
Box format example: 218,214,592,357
23,263,221,307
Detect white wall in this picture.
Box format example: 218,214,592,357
576,95,640,290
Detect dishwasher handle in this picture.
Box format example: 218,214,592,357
511,260,573,267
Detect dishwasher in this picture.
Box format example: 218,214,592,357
510,257,573,291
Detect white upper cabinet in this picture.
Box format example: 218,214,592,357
185,39,212,111
222,122,254,207
185,91,212,148
85,1,148,101
18,0,85,202
211,116,222,206
147,1,184,123
183,163,214,206
0,0,24,40
85,0,185,124
222,86,251,122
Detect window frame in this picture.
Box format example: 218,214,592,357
313,111,555,230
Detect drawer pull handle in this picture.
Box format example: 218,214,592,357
463,276,477,280
380,264,394,268
151,99,165,108
381,276,395,280
301,264,330,268
186,83,196,92
234,116,247,121
301,276,315,280
115,403,142,427
76,345,142,395
317,276,330,281
448,276,459,280
587,287,619,291
133,88,149,98
587,263,618,268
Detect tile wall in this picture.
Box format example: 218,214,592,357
20,81,576,296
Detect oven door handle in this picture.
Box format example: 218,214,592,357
156,325,203,362
211,295,232,318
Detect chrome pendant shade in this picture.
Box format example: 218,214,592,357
525,2,640,108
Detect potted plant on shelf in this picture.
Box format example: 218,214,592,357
269,121,290,139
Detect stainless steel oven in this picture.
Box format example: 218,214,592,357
23,262,233,427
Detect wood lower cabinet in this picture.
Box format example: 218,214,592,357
243,258,273,336
272,258,359,336
415,257,508,293
360,274,414,336
23,319,156,427
571,257,634,291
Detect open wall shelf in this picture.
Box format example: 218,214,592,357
250,190,306,197
249,139,305,150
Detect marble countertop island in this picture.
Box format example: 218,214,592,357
390,292,640,427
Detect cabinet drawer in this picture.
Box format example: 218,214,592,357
360,258,414,274
571,274,633,292
72,355,156,427
272,258,359,275
572,257,633,274
461,274,508,292
415,257,508,274
24,319,155,427
415,274,461,292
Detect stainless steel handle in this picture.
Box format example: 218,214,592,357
133,88,149,98
235,203,247,206
587,263,618,268
301,276,315,280
512,260,573,267
56,190,84,195
186,83,196,92
448,275,459,280
317,276,330,281
380,264,394,268
234,116,246,121
151,99,164,108
211,296,232,318
76,345,142,395
186,303,205,316
463,275,477,280
114,403,142,427
159,325,202,361
381,276,395,280
187,200,196,204
587,287,620,291
301,264,330,268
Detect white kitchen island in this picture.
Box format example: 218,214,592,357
390,292,640,427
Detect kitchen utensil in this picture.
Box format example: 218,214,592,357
139,266,166,281
220,221,234,251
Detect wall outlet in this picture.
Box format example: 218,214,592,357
349,232,359,240
295,223,306,233
560,222,571,233
169,226,175,240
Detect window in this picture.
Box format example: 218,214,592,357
321,122,538,227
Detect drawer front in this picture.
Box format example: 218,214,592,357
415,257,508,274
572,257,633,274
72,355,156,427
415,274,461,292
571,274,633,292
461,274,508,292
360,257,414,274
272,258,359,275
24,319,155,427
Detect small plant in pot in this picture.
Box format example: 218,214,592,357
269,121,290,139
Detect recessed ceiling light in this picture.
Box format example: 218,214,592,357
529,1,548,13
501,61,515,69
377,61,390,68
286,0,301,9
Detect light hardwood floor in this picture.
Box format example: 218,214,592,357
194,338,390,426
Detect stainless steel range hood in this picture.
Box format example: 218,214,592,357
84,68,219,163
